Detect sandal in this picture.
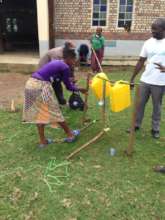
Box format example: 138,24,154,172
72,129,80,136
64,129,80,143
38,138,54,149
64,136,76,143
153,165,165,174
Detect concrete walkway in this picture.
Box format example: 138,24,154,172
0,52,39,73
0,51,138,73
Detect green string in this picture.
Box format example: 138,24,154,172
43,158,71,193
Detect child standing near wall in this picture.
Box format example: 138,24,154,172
90,27,105,73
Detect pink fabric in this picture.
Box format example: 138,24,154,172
91,48,104,73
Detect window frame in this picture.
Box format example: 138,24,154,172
117,0,134,30
91,0,109,29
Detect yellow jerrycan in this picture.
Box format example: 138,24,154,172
110,81,131,112
90,72,111,100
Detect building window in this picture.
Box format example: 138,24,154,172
118,0,133,28
92,0,107,26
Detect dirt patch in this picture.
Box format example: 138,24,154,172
0,73,29,109
0,68,89,110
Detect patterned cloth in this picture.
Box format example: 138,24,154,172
23,78,64,127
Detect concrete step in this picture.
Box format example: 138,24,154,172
0,52,39,73
0,53,138,73
0,63,38,74
103,56,138,66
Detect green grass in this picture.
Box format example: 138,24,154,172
0,70,165,220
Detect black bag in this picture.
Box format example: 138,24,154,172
69,92,84,111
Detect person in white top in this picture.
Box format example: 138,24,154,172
130,17,165,139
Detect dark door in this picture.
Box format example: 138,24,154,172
0,0,38,52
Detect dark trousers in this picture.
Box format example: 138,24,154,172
52,80,66,105
135,82,165,131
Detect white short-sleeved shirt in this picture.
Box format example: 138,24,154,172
140,37,165,86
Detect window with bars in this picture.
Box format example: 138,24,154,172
118,0,133,28
92,0,107,27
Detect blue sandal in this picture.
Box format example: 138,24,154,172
72,130,80,136
64,130,80,143
38,138,54,149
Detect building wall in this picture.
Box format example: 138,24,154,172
37,0,49,56
133,0,165,33
54,0,165,57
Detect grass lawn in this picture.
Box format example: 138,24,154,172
0,70,165,220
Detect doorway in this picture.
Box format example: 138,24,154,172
0,0,39,52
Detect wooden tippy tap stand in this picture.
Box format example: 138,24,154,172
66,47,140,160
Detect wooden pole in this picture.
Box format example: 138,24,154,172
97,76,139,86
125,86,140,156
91,47,103,72
48,0,55,48
102,80,106,128
66,79,108,160
82,73,90,125
66,130,104,160
80,120,97,132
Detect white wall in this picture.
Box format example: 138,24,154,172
55,39,144,57
36,0,49,56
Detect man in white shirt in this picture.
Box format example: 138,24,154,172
130,17,165,139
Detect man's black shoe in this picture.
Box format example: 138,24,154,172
151,129,160,139
153,165,165,174
126,126,140,133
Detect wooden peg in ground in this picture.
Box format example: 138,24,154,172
10,99,19,113
11,99,16,112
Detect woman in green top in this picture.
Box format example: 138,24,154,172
90,27,105,73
